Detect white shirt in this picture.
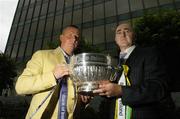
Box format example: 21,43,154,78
119,45,136,60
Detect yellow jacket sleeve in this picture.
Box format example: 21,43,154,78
15,51,57,95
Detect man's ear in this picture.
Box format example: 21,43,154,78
60,34,63,42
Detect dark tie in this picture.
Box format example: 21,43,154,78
114,53,127,82
65,55,70,64
58,55,70,119
119,53,127,65
119,58,126,66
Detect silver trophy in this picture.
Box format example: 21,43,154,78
70,53,120,95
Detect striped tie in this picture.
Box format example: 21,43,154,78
119,53,127,65
58,55,70,119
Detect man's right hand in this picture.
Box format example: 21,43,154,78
53,64,70,80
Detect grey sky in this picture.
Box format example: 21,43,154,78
0,0,18,53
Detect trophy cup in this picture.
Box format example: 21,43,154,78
70,53,120,95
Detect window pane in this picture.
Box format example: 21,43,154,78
48,0,56,13
82,28,92,44
63,12,72,27
74,0,82,4
52,35,59,44
94,4,104,20
29,22,38,37
73,9,82,24
18,0,25,8
54,15,62,35
144,0,158,8
45,17,53,37
25,40,33,56
24,0,30,6
105,0,116,17
37,20,45,39
130,0,143,11
8,28,16,44
159,0,172,5
33,5,40,18
65,0,73,8
22,24,30,42
34,39,42,51
20,10,27,22
5,46,12,56
14,11,21,23
15,26,23,43
57,0,64,11
11,44,18,58
27,7,33,20
17,42,26,58
117,0,129,14
106,23,116,43
31,0,36,4
42,37,51,49
93,25,105,45
41,2,48,15
83,7,92,22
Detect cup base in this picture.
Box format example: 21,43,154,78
77,81,98,96
78,91,94,96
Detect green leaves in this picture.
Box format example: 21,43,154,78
0,53,17,95
134,10,180,47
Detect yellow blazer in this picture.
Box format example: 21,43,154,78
15,47,75,119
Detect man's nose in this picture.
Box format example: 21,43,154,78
123,31,126,37
72,35,78,42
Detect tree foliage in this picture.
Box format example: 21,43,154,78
134,10,180,48
0,53,17,95
134,10,180,91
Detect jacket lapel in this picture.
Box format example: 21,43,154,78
126,46,139,65
53,47,66,64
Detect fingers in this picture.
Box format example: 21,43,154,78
80,95,92,104
95,84,123,98
81,95,88,103
93,88,108,96
93,82,113,97
53,64,70,79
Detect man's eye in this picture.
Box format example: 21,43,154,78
117,32,122,34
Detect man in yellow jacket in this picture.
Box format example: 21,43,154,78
15,25,89,119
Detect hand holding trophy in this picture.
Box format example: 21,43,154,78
69,53,121,96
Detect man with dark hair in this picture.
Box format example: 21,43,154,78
94,22,176,119
15,25,89,119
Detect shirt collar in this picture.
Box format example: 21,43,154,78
60,47,71,59
120,45,136,59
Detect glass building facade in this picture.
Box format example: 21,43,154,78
4,0,180,62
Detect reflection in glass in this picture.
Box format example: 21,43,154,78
54,15,62,34
130,0,143,11
73,10,82,24
94,4,104,20
82,28,93,45
93,25,105,45
117,0,129,14
105,0,116,17
11,44,19,58
83,7,92,22
106,23,116,42
63,12,72,27
143,0,158,8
